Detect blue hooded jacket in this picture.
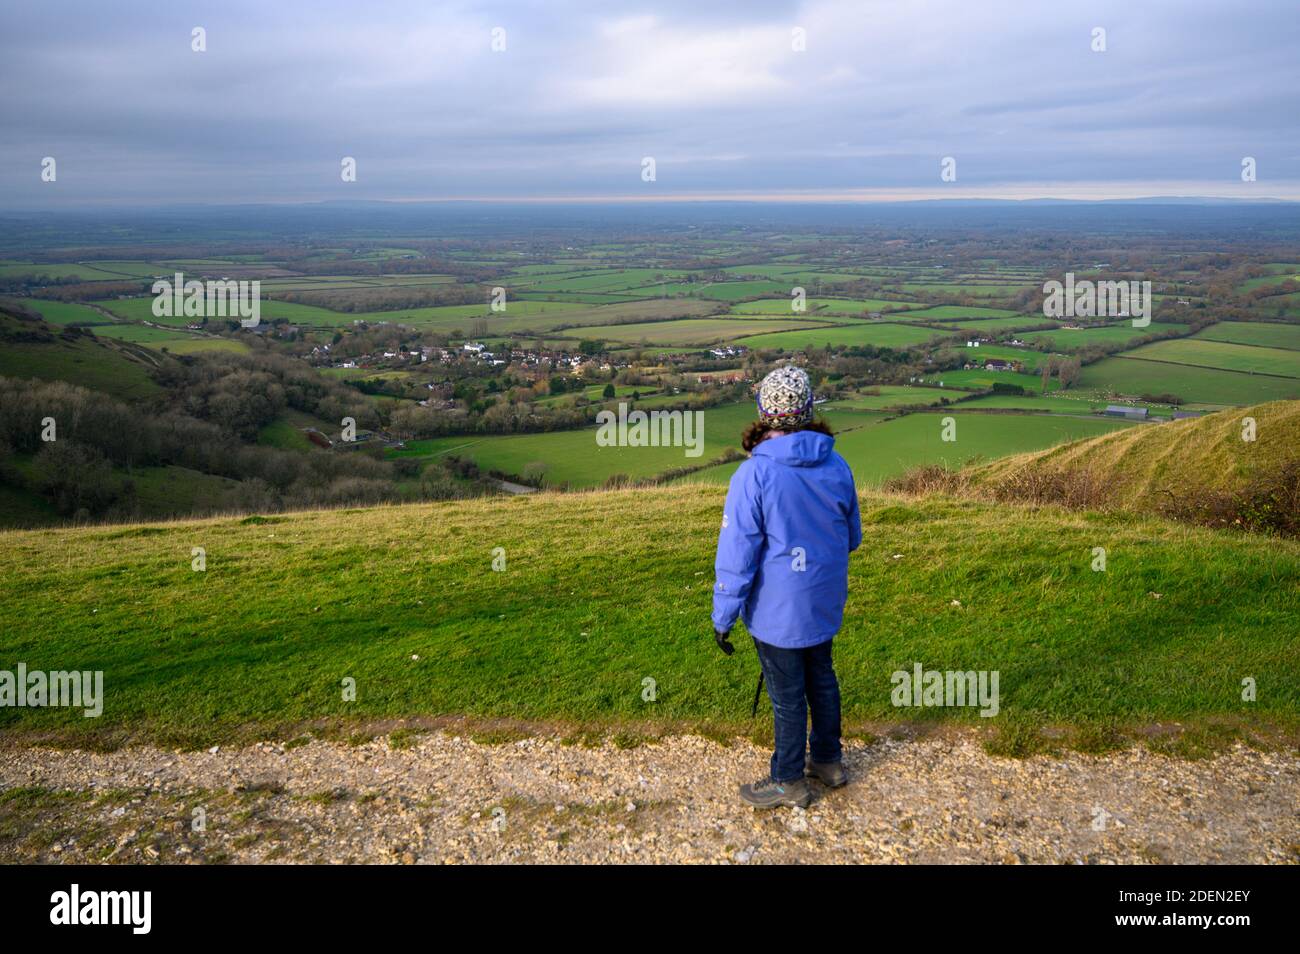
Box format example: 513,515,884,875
711,430,861,648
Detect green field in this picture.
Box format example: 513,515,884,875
894,305,1021,321
954,394,1114,415
154,337,248,355
534,383,649,407
681,412,1130,487
1239,269,1300,291
3,479,1295,747
1193,321,1300,351
514,291,643,304
1078,356,1300,404
0,261,155,282
898,282,1034,298
953,345,1050,371
822,386,954,410
564,317,826,347
428,402,1128,493
519,268,693,292
393,402,761,487
936,318,1060,335
730,297,922,316
936,368,1060,392
17,298,111,326
1018,322,1187,350
836,412,1130,482
737,322,940,351
87,322,248,354
1124,339,1300,378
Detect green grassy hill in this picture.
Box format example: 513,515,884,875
0,308,164,401
2,483,1296,750
968,400,1300,507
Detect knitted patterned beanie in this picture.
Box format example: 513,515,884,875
756,365,813,427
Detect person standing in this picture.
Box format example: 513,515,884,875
712,365,862,808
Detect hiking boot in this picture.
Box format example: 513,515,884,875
739,776,813,809
805,758,848,788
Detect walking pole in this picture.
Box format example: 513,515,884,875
751,670,765,718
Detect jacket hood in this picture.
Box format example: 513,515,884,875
752,430,835,467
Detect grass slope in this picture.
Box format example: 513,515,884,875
0,321,162,401
2,485,1295,748
968,400,1300,505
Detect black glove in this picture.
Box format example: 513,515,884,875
714,629,735,656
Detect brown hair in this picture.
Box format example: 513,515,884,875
740,416,834,453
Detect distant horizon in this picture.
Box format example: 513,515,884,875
4,192,1300,215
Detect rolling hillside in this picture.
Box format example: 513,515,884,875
967,399,1300,508
0,303,166,401
2,483,1296,749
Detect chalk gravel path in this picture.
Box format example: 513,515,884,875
2,734,1297,864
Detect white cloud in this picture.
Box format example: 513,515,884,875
564,17,792,107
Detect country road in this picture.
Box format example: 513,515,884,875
2,733,1297,864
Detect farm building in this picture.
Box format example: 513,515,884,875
1104,405,1149,420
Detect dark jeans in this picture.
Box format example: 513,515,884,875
752,636,842,782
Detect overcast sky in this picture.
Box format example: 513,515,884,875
2,0,1297,207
